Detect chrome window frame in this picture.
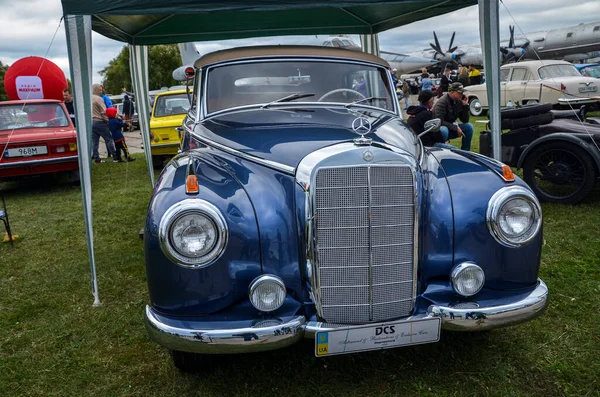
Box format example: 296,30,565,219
198,57,399,121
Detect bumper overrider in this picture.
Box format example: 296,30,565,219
145,279,549,355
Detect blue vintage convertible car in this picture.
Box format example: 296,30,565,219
143,46,549,370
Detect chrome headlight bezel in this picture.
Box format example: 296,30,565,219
249,275,286,312
451,262,485,297
486,186,542,248
158,199,228,268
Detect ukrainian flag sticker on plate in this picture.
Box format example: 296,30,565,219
316,332,329,356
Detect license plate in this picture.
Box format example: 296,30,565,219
579,86,598,93
6,146,47,158
315,317,441,357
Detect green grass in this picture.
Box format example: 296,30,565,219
1,123,599,396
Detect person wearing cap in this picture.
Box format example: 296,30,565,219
406,90,448,148
391,68,399,89
432,82,473,151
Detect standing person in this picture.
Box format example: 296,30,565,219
440,68,451,93
62,88,76,127
401,79,410,110
421,73,433,92
391,68,399,88
468,64,482,85
122,92,135,132
91,83,118,163
406,90,448,148
457,66,470,87
106,107,136,162
432,82,474,151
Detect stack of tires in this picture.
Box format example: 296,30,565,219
500,103,553,130
479,103,554,158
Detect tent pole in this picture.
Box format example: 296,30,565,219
129,44,155,187
64,15,101,307
478,0,502,160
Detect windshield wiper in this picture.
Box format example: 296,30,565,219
345,97,388,108
261,93,315,108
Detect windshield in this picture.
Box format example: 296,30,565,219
538,64,582,79
153,94,191,117
205,60,394,114
579,65,600,78
0,103,69,131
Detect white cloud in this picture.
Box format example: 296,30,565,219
0,0,598,85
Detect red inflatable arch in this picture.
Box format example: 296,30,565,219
4,56,68,101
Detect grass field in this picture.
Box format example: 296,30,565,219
1,119,599,396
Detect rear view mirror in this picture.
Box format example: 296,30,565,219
419,118,441,138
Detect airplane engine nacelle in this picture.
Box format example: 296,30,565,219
172,65,195,82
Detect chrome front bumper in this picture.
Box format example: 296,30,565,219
145,279,548,354
0,155,78,169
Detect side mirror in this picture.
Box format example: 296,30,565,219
419,118,441,138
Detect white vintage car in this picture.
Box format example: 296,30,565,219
465,60,600,116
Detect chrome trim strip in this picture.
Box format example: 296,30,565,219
367,165,373,321
486,186,542,248
0,155,78,169
158,198,229,268
191,134,295,175
428,279,549,331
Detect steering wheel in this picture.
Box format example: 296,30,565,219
46,118,62,127
318,88,366,102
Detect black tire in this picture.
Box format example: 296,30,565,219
523,141,597,204
152,155,164,170
500,103,552,119
170,350,211,373
501,112,554,130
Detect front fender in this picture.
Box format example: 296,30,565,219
517,132,600,171
429,149,542,290
145,148,262,315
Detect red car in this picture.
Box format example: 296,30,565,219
0,100,78,180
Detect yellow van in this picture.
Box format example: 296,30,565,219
149,89,191,168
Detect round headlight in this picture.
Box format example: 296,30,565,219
159,199,228,267
451,262,485,297
249,275,286,312
487,186,542,247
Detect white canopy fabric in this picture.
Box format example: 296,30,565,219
62,2,501,305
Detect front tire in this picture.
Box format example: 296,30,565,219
523,141,596,204
469,97,486,116
170,350,212,373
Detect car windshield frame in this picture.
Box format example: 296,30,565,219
153,93,192,117
200,57,397,119
538,64,582,79
0,103,70,131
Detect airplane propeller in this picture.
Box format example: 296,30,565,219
430,31,461,64
500,25,530,64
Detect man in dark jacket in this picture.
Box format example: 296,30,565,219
432,82,474,151
440,68,451,93
406,90,449,148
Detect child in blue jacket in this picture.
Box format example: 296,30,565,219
106,107,136,162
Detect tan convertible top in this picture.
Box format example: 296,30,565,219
194,45,390,68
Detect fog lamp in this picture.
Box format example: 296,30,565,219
451,262,485,297
249,275,286,312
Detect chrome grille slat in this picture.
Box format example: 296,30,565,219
314,165,415,324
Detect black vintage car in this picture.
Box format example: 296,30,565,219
480,104,600,204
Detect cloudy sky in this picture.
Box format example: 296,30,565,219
0,0,598,84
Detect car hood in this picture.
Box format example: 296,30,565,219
199,107,418,169
0,127,76,143
150,114,186,129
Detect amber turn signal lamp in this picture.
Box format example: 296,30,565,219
185,175,199,194
502,165,515,182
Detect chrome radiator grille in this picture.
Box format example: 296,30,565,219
314,165,415,324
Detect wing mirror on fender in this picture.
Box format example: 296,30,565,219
419,118,441,138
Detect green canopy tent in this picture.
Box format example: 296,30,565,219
59,0,503,305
